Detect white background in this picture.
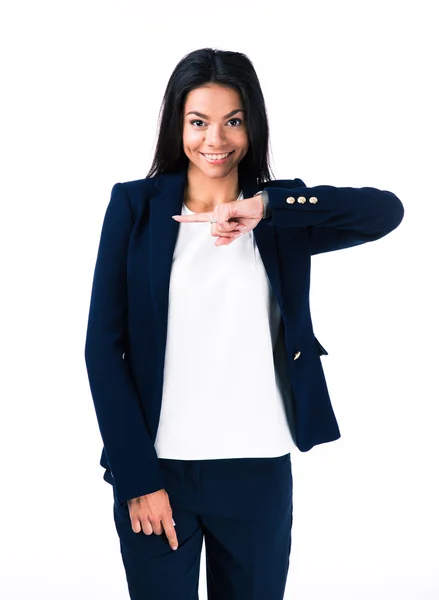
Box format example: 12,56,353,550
1,0,438,598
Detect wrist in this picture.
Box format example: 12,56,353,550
254,190,271,218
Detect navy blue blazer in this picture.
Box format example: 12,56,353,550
85,168,404,504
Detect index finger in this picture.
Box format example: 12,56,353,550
172,212,212,222
162,515,179,550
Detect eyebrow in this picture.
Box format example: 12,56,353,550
185,109,245,119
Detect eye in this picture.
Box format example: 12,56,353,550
190,119,206,127
227,118,243,127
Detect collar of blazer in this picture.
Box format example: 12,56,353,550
145,167,285,330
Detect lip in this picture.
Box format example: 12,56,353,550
200,151,234,165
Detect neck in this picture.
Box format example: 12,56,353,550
184,164,241,210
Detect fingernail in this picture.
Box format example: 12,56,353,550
172,519,176,526
172,545,178,551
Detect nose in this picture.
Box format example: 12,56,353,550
205,124,227,148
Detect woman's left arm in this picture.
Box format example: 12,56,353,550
172,181,404,252
264,182,404,254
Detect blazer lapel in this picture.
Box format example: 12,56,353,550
241,174,285,315
149,170,187,344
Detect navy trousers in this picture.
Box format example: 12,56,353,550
112,453,293,600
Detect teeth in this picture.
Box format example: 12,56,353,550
203,152,231,160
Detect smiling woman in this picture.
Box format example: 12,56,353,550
84,47,404,600
145,48,272,216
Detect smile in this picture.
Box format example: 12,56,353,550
200,151,234,164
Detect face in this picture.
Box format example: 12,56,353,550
182,84,249,179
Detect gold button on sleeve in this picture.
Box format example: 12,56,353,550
297,196,306,204
286,196,296,204
309,196,318,204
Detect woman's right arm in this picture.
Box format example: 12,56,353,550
84,183,165,504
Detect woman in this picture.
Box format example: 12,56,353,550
85,48,404,599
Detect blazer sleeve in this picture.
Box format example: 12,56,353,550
263,179,404,254
85,183,165,503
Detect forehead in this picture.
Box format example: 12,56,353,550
184,85,243,113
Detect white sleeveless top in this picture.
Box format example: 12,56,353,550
154,192,295,459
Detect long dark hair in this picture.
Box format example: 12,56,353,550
146,48,273,184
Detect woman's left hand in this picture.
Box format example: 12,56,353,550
172,195,264,246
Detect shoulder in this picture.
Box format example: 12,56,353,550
117,176,158,196
113,176,159,217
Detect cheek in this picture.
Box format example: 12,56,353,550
235,130,249,151
183,128,202,152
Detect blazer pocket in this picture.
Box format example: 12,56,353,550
314,336,329,356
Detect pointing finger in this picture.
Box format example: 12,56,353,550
172,213,212,223
163,516,179,551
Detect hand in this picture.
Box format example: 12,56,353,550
127,488,179,551
172,195,264,246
